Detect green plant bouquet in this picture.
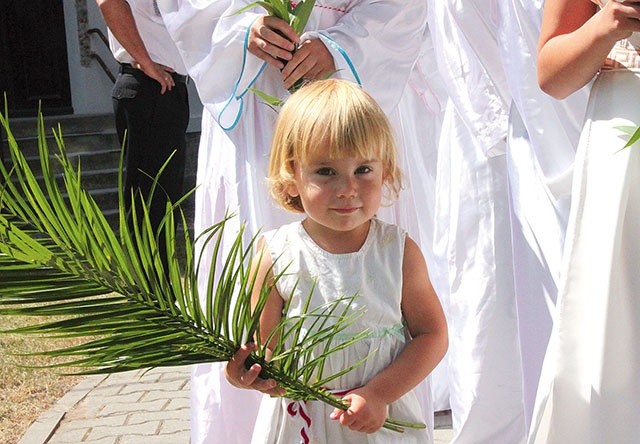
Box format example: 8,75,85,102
235,0,315,36
0,110,424,433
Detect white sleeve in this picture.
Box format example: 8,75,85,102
158,0,266,124
306,0,428,115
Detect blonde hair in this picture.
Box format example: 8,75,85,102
268,79,402,213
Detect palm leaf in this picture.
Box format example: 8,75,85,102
231,1,278,18
617,124,640,148
0,110,423,432
290,0,315,34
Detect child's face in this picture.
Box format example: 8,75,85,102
288,147,384,234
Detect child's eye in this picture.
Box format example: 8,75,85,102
316,167,335,176
355,166,373,174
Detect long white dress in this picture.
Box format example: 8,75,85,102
254,218,431,444
528,34,640,444
427,1,528,442
157,1,442,443
496,0,587,428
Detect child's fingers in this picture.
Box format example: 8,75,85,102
225,344,256,387
240,363,263,386
330,408,345,421
228,343,254,370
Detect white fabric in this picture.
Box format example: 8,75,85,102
156,1,443,443
428,1,528,442
428,0,510,156
496,0,588,429
252,219,431,444
108,0,187,74
378,28,450,413
528,67,640,444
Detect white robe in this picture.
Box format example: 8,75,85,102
158,1,444,442
496,0,587,430
428,1,527,442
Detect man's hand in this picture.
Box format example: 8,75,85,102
135,60,175,94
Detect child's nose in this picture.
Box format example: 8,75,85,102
337,176,357,197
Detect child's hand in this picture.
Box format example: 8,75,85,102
224,343,285,396
329,388,387,434
248,16,298,70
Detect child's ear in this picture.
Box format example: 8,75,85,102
285,183,299,198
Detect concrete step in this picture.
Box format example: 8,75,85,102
3,113,116,140
2,113,198,236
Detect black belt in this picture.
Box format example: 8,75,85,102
119,63,189,84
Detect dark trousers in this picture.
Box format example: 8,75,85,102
112,66,189,266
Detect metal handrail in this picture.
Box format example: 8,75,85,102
90,53,116,83
86,28,116,84
87,28,110,49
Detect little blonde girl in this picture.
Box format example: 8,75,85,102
225,79,448,444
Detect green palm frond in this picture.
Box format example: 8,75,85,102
617,124,640,149
0,110,423,432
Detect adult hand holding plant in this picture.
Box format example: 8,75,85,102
247,15,299,70
281,37,334,91
242,0,334,92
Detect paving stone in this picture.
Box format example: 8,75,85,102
127,409,187,424
56,414,128,431
118,431,190,444
87,422,162,440
159,418,191,434
100,398,169,416
46,427,89,444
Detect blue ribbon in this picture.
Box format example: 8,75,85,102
218,17,267,131
219,24,361,131
318,32,361,86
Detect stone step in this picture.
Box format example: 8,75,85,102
3,113,116,140
2,113,198,236
9,132,120,160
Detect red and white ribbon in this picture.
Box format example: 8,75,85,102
286,388,353,444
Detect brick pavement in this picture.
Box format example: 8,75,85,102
18,365,453,444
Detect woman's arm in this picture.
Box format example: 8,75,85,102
331,237,448,433
538,0,640,99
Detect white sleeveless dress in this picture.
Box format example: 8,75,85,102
528,15,640,444
251,218,431,444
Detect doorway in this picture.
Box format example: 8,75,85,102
0,0,73,117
